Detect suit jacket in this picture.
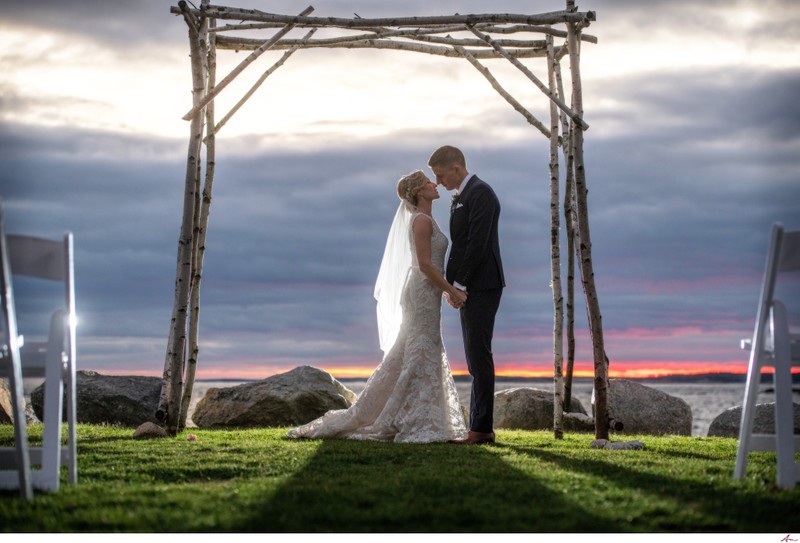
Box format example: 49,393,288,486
447,175,505,292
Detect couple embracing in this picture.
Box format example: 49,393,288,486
288,145,504,445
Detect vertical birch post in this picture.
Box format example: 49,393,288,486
566,1,609,440
555,57,577,410
563,126,577,409
547,34,564,439
160,5,207,435
180,15,217,429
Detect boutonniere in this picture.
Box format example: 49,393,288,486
451,193,460,207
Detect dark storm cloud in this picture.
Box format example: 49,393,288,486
1,0,185,48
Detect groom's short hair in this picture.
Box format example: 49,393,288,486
428,145,466,169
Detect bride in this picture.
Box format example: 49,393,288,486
287,170,468,443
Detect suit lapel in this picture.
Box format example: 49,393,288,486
458,174,477,202
450,175,476,237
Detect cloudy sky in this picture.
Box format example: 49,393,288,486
1,0,798,381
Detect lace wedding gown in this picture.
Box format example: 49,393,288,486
287,213,467,443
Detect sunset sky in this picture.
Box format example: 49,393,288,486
1,0,798,381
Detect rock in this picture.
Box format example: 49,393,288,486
133,422,168,439
459,405,470,428
591,439,645,450
0,379,42,425
494,387,587,431
707,402,800,438
0,379,13,424
564,412,595,433
595,379,692,436
31,370,162,426
192,365,357,428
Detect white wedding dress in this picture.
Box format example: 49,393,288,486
287,211,467,443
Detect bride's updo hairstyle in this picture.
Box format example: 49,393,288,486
397,170,427,206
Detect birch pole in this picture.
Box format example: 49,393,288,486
180,16,217,430
563,125,577,410
566,3,609,440
216,36,549,59
547,34,565,439
160,5,207,435
555,55,577,410
195,9,595,27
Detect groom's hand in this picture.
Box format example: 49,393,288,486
447,287,467,309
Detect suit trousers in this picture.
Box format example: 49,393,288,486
459,287,502,433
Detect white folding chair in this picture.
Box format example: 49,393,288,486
0,206,33,500
0,204,77,496
734,223,800,489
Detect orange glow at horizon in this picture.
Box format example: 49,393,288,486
89,359,800,381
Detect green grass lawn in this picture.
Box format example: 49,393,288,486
1,424,798,532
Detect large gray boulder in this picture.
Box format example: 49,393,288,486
192,365,357,428
31,370,162,426
494,387,587,431
597,379,692,436
707,402,800,438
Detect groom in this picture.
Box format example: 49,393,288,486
428,145,505,445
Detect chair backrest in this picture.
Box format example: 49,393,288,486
777,229,800,273
752,224,799,361
0,207,23,366
0,209,75,376
6,234,74,315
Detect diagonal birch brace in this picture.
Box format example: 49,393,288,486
182,5,314,121
454,44,552,140
469,25,589,131
211,28,317,137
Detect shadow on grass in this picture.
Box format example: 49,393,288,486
506,444,799,532
226,438,618,532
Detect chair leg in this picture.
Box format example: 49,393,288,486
66,359,78,485
735,343,763,479
772,301,796,489
9,368,33,500
37,315,67,492
38,358,64,492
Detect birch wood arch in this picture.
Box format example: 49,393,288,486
161,0,609,441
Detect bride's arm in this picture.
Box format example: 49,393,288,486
412,215,467,304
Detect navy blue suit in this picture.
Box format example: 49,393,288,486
447,175,504,433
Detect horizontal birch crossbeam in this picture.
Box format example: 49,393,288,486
216,32,548,49
208,20,598,45
184,7,596,28
214,36,557,59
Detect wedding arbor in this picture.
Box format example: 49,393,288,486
163,1,608,439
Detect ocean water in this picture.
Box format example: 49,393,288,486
189,377,788,437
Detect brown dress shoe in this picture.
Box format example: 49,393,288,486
450,430,495,445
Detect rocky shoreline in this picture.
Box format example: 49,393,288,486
3,366,798,439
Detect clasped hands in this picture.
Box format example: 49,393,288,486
445,287,467,309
